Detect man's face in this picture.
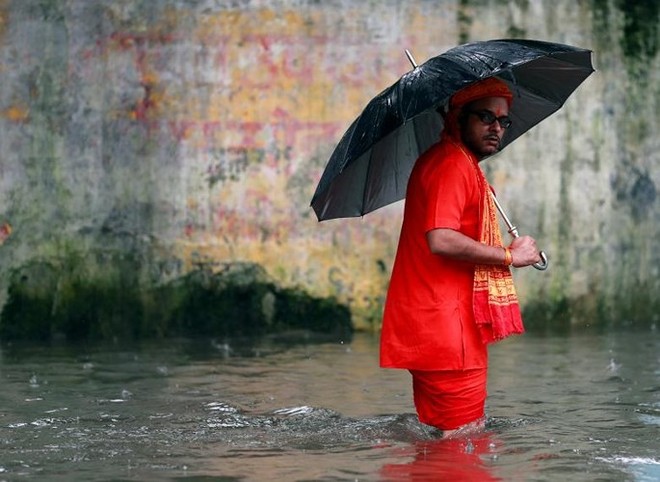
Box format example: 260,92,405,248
460,97,511,159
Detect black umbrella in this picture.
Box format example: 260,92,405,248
310,39,594,222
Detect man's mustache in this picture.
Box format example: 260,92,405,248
484,134,502,148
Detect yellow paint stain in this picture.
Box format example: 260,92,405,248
147,85,165,109
258,8,278,24
3,104,29,122
198,8,310,39
186,198,200,210
142,70,159,87
280,10,311,34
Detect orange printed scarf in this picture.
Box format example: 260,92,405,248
472,168,524,344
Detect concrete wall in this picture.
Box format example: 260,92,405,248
0,0,657,330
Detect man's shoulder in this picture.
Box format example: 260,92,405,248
421,140,474,171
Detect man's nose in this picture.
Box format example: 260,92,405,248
488,121,503,133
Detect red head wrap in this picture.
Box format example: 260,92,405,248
442,77,513,140
450,77,513,109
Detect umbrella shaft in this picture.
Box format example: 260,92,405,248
491,192,548,271
490,192,519,238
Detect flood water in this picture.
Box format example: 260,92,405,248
0,329,658,481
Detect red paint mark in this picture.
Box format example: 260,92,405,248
132,83,155,122
167,120,196,141
259,35,271,51
109,31,178,49
161,117,343,153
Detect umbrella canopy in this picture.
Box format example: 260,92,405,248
311,39,594,221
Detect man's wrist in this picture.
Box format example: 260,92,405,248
503,247,513,266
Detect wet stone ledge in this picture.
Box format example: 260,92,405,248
0,258,353,343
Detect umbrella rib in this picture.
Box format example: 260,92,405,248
360,131,379,216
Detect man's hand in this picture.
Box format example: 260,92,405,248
509,235,541,267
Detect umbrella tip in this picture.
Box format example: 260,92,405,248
405,49,417,68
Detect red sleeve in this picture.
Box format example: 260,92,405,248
423,157,472,232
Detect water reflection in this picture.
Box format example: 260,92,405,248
381,431,501,481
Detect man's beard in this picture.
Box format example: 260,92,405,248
462,134,501,159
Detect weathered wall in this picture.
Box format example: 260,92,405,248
0,0,657,330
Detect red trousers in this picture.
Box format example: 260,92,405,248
409,368,487,430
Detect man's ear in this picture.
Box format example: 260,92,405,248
458,109,469,129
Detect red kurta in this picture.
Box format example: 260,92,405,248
380,139,488,371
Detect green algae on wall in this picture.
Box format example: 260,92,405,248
0,256,353,343
588,0,659,327
616,0,658,72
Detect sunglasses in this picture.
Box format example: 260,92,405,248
468,110,513,129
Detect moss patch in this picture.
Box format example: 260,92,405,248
0,257,353,343
522,283,658,333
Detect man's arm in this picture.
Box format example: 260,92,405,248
426,228,541,267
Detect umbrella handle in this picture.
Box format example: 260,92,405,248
491,193,549,271
504,225,549,271
534,251,549,271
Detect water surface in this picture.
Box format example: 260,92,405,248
0,330,658,481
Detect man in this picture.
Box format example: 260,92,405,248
380,77,541,437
